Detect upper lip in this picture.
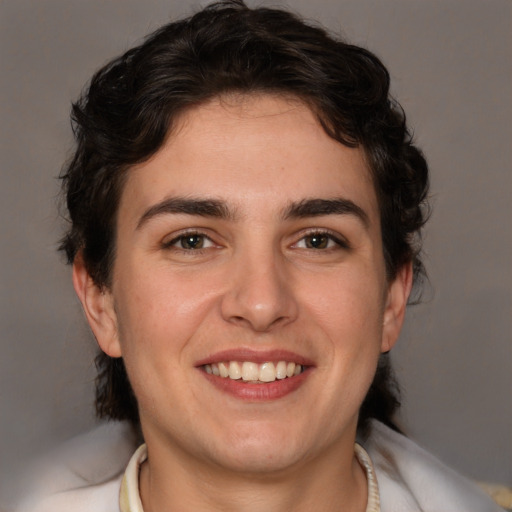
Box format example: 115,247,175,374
195,348,315,367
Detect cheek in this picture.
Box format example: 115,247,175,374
303,268,385,334
302,267,385,388
113,262,220,357
111,269,209,412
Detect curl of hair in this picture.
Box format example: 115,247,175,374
60,0,429,434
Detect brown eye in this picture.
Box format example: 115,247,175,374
180,234,205,249
304,233,329,249
293,231,348,251
164,232,215,250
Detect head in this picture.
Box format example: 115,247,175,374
61,0,429,439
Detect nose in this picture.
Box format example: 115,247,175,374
220,249,298,332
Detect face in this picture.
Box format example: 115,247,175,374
75,94,410,475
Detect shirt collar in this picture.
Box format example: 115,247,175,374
120,443,380,512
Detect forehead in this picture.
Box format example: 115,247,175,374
121,94,378,223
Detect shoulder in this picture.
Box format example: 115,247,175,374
19,477,123,512
363,421,504,512
17,421,137,512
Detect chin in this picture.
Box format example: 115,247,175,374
206,422,313,475
216,446,306,476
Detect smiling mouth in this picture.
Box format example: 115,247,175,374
203,361,304,383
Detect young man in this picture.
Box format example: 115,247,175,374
23,1,503,511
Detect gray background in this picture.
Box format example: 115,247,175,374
1,0,511,505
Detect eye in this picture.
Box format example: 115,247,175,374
293,231,348,250
164,232,215,250
303,233,331,249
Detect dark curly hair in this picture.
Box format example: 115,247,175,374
60,0,429,437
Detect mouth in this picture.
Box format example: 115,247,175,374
203,360,304,383
197,350,312,401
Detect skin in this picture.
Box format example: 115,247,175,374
74,94,412,512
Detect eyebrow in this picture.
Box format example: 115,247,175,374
283,198,369,227
137,197,236,229
136,196,369,230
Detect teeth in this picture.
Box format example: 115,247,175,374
275,361,287,380
218,362,229,378
259,362,276,382
228,361,242,380
242,362,259,381
206,361,304,382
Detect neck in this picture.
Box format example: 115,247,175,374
139,437,368,512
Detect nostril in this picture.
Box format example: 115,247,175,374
219,266,299,331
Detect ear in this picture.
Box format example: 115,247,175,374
381,262,413,353
72,255,122,358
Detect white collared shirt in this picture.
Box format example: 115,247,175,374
18,420,503,512
119,443,381,512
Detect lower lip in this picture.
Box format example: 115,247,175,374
200,369,311,401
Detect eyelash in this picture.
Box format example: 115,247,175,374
162,229,349,253
293,230,350,251
162,231,215,252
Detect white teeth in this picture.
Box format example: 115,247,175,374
242,362,259,381
205,360,304,382
275,361,287,379
218,362,229,378
259,362,276,382
228,361,242,380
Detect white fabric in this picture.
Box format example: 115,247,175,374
364,421,503,511
117,443,380,512
17,420,503,512
355,444,380,512
17,422,132,512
